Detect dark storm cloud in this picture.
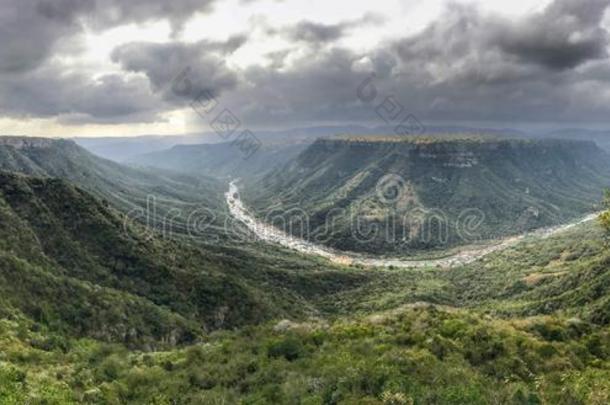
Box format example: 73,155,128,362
35,0,217,31
496,0,610,70
0,66,164,123
226,48,395,125
0,0,219,122
363,0,610,124
227,0,610,126
394,0,610,77
265,50,292,69
2,0,610,126
289,21,346,43
394,0,610,79
0,0,217,74
111,38,243,103
0,0,81,73
282,14,384,45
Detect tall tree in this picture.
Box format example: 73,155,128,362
600,189,610,244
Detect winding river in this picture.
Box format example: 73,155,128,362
226,180,598,269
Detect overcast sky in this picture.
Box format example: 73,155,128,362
1,0,610,137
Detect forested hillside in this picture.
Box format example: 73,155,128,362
246,138,610,254
0,137,228,241
0,171,381,346
1,217,608,403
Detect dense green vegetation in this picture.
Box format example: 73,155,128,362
0,137,609,403
0,138,229,241
1,301,608,404
0,171,382,347
245,138,610,254
600,190,610,242
0,171,609,403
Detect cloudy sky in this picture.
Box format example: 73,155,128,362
1,0,610,137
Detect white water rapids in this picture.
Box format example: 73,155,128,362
226,180,598,269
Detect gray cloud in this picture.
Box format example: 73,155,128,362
36,0,217,31
0,0,81,73
228,0,610,126
226,48,392,126
111,38,243,103
2,0,610,127
264,49,292,69
394,0,610,81
0,0,220,123
0,0,217,74
282,13,384,45
0,66,164,123
289,21,345,43
496,0,609,70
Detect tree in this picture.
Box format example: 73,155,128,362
600,189,610,244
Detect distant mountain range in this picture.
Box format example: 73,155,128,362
73,126,610,189
0,136,228,241
128,141,310,180
539,129,610,152
73,125,531,162
73,134,217,163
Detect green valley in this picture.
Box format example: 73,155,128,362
0,137,609,404
0,209,608,404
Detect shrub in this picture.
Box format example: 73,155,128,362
267,336,305,361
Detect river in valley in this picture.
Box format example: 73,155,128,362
226,181,598,269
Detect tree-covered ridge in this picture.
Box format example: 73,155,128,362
0,138,230,241
330,133,506,144
600,189,610,242
0,171,254,346
0,171,386,346
325,134,590,145
246,137,610,254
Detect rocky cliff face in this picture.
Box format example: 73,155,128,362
304,138,601,169
0,136,56,149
